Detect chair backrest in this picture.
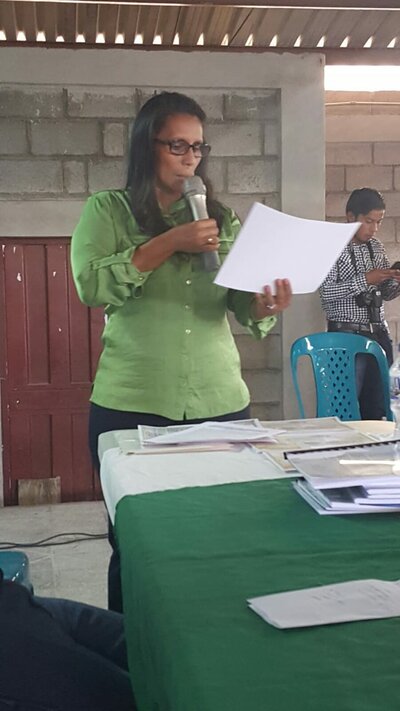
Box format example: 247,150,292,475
0,551,32,590
290,331,393,421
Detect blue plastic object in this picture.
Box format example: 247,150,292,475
290,331,393,421
0,551,32,590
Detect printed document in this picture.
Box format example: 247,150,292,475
248,579,400,629
214,203,360,294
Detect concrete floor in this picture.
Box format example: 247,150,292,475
0,501,110,608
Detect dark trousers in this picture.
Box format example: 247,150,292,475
0,578,136,711
89,402,251,613
327,325,393,420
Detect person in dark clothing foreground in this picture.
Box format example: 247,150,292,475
0,569,136,711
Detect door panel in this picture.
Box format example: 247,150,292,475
0,238,103,505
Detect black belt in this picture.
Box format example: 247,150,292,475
328,321,386,335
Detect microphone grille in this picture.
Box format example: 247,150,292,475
183,175,206,197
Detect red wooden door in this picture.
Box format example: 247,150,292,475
0,238,104,505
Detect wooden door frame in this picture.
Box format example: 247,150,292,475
0,236,71,506
0,239,7,506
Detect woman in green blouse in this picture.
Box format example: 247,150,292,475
71,91,291,611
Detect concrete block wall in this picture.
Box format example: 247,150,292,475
0,83,282,419
326,91,400,347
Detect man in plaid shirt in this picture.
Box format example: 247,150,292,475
319,188,400,419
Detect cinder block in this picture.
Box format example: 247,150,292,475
88,159,127,192
326,115,400,142
206,123,262,157
326,192,347,218
396,218,400,242
0,159,62,193
382,192,400,218
217,194,262,222
103,123,126,157
371,104,400,116
31,120,98,156
264,121,280,156
227,158,279,193
346,165,393,191
0,120,28,154
236,336,269,370
325,104,371,116
63,161,86,194
224,91,279,121
374,143,400,165
393,167,400,191
326,143,372,165
67,89,137,118
385,298,400,323
236,333,281,370
263,193,281,211
384,243,400,265
217,193,281,221
136,90,224,122
242,368,281,403
326,166,345,192
187,92,224,121
207,158,225,193
0,199,86,237
376,217,396,244
250,402,283,421
0,88,64,118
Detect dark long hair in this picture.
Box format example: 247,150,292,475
126,91,225,236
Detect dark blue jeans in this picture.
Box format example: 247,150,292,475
0,578,136,711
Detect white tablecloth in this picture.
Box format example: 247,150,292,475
99,421,394,523
99,433,290,523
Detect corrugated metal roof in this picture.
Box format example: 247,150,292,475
0,0,399,62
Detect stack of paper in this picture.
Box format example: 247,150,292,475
251,416,376,472
288,439,400,515
118,419,283,455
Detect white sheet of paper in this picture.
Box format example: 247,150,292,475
147,422,283,445
214,203,360,294
248,579,400,629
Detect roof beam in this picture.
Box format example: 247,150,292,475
7,0,400,10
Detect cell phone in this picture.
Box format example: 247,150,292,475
391,261,400,270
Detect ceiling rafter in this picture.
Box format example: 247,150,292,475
1,0,399,62
5,0,400,8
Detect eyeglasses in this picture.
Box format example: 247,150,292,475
154,139,211,158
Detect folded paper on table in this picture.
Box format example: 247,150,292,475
116,420,274,455
214,202,360,294
248,578,400,629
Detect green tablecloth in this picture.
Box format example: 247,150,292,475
116,479,400,711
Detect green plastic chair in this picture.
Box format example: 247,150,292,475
0,551,32,590
290,331,393,421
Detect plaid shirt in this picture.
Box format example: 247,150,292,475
319,237,400,327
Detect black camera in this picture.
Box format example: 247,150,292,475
355,289,382,323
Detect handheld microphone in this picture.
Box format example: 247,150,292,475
183,176,221,272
